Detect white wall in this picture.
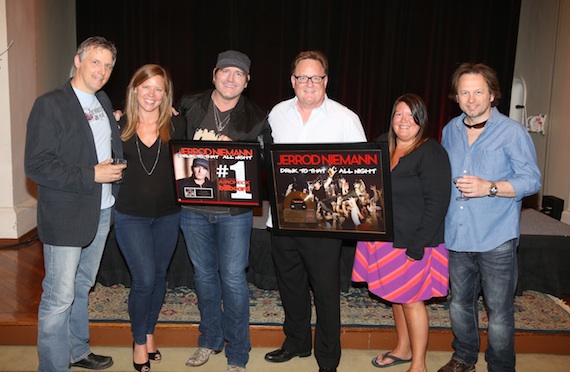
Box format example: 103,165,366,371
515,0,570,223
547,1,570,223
513,0,559,205
36,0,76,94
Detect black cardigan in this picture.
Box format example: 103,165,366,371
389,137,451,260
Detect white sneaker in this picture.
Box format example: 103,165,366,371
185,347,218,367
227,365,245,372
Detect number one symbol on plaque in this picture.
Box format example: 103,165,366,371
229,161,252,199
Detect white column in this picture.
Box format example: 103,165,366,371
0,0,38,239
0,0,76,239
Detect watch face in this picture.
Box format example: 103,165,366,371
490,184,498,196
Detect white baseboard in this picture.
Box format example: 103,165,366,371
0,198,37,239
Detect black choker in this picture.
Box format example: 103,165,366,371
463,120,487,129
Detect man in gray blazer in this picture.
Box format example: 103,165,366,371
25,36,126,372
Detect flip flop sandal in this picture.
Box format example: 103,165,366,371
371,352,412,368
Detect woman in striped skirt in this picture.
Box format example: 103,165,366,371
352,94,451,372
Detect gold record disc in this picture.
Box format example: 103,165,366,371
283,191,315,210
282,191,317,224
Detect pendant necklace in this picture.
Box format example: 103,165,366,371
463,119,487,129
213,101,231,134
135,134,161,176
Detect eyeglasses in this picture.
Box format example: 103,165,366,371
293,75,326,84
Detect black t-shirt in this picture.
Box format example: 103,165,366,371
115,115,186,217
191,100,233,140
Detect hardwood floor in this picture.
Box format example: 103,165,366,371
0,231,43,325
1,232,569,353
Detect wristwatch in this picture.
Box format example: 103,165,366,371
489,182,498,197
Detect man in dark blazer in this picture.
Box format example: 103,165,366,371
25,36,126,372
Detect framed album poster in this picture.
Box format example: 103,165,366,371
170,140,261,207
268,142,393,240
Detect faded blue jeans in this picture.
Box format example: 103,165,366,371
37,208,111,372
180,209,252,368
114,210,181,345
448,239,517,372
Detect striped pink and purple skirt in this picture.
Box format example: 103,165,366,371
352,241,449,304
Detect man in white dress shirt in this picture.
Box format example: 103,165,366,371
264,50,366,372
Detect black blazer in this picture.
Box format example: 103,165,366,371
25,80,123,247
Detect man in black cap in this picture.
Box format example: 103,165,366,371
177,51,272,372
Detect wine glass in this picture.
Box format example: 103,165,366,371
453,174,469,201
111,158,127,184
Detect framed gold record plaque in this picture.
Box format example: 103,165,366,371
268,142,393,241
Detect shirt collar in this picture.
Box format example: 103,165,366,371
288,94,330,115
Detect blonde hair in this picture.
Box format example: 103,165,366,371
121,64,174,144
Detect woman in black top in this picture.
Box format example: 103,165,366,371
114,64,186,372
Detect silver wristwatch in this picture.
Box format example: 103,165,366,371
489,182,498,197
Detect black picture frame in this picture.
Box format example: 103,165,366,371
267,141,393,241
170,140,261,207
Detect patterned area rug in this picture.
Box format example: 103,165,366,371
89,283,570,333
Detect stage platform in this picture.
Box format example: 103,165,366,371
97,208,570,298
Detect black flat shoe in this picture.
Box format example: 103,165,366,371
148,349,161,362
264,348,311,363
70,353,114,370
133,360,150,372
319,368,337,372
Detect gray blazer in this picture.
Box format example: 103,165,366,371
25,80,123,247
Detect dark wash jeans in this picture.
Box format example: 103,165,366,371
114,210,181,345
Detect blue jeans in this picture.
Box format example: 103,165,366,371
180,209,252,368
37,208,111,372
114,210,181,345
448,240,517,372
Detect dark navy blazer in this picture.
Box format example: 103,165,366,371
25,80,122,247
